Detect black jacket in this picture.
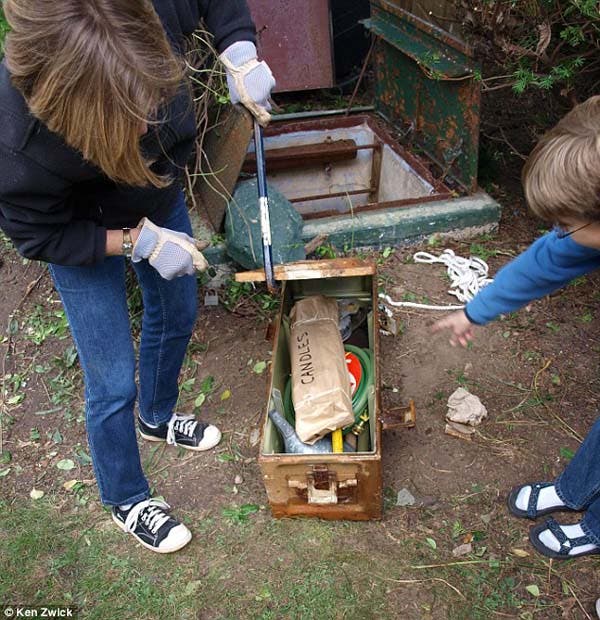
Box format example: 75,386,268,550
0,0,255,265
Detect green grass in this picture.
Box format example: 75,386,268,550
0,499,390,619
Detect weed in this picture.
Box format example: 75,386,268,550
222,279,279,317
222,503,259,524
383,486,396,510
559,447,575,460
523,350,541,363
22,305,69,345
470,243,497,262
314,243,337,259
570,275,587,287
454,371,468,387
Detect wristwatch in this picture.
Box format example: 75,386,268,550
122,228,133,258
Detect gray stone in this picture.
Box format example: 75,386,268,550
396,488,416,507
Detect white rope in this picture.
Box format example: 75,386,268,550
379,249,494,311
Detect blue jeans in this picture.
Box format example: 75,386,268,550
555,416,600,545
49,192,197,506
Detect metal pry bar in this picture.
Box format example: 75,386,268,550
253,119,278,294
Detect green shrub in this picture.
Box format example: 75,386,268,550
459,0,599,98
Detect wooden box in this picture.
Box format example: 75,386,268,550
245,258,383,520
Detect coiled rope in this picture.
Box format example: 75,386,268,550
379,249,494,311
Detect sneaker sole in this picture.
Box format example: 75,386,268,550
139,428,222,452
112,513,192,554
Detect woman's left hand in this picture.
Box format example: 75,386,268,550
219,41,276,126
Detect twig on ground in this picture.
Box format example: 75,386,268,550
411,560,504,569
382,576,465,600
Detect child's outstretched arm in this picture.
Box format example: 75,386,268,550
433,230,600,346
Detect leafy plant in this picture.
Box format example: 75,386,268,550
315,243,337,259
222,503,259,524
459,0,599,97
222,279,279,318
470,243,497,262
23,305,69,346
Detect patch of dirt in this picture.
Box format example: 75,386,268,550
2,196,600,615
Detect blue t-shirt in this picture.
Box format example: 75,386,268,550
465,230,600,325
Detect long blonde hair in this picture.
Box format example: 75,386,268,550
522,95,600,224
4,0,184,188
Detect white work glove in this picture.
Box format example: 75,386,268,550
132,218,209,280
219,41,276,127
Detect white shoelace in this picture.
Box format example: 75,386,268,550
380,249,494,311
124,499,171,535
166,413,198,446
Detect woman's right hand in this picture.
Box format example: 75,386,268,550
431,310,476,347
132,218,208,280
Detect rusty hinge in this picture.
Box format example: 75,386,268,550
381,399,416,430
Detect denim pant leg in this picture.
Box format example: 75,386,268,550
555,416,600,512
580,497,600,546
133,192,198,426
49,258,150,506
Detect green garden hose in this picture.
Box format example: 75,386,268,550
283,344,374,435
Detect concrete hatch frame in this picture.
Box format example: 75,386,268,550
200,3,500,265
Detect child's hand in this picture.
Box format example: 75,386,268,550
432,310,475,348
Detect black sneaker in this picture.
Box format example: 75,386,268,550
112,498,192,553
138,413,221,451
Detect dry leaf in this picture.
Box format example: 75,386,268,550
249,428,260,447
535,23,551,57
452,542,473,557
511,548,530,558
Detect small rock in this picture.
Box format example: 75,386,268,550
249,428,260,447
396,488,416,507
452,542,472,557
234,474,243,485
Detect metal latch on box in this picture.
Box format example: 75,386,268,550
288,465,357,505
381,399,416,430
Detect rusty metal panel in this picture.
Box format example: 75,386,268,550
364,0,481,192
195,105,254,232
247,0,334,93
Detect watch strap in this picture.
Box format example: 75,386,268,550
122,228,133,258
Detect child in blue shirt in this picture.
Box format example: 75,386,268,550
434,95,600,559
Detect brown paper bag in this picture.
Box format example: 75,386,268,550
289,295,354,444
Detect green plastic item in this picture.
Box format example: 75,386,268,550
225,179,305,270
